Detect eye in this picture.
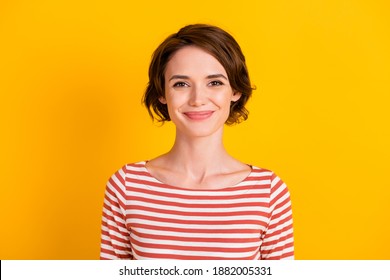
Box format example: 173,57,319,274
209,80,224,86
173,81,189,87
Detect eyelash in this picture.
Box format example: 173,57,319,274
172,80,224,87
173,82,188,87
209,80,224,86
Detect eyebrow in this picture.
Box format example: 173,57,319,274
168,74,228,81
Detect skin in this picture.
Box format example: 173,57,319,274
146,46,251,189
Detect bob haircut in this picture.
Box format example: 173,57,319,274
143,24,254,125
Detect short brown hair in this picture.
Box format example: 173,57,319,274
142,24,254,125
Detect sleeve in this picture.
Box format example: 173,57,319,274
100,165,133,259
260,172,294,260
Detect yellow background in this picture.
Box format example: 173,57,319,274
1,0,389,259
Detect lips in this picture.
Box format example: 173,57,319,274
183,110,214,120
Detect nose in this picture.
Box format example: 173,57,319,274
188,85,206,106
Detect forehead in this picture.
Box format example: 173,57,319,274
165,46,227,76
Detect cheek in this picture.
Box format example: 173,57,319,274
215,92,234,108
165,93,185,115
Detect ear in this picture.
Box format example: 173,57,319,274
159,96,167,104
231,92,242,102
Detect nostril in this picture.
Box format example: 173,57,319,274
189,88,206,106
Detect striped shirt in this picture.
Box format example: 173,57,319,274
100,161,294,260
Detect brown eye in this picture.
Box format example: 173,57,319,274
173,82,188,87
209,80,223,86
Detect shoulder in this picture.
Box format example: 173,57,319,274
248,165,289,190
111,161,147,175
123,161,147,172
248,165,274,181
249,165,292,208
250,165,285,178
107,161,148,186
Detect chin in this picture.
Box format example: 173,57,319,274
178,125,223,139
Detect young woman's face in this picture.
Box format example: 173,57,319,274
161,46,241,138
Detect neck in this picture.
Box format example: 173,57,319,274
165,127,232,176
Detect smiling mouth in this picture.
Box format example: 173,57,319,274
183,111,214,120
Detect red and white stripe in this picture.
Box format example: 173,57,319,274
100,162,294,260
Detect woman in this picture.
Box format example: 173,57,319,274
100,24,294,260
